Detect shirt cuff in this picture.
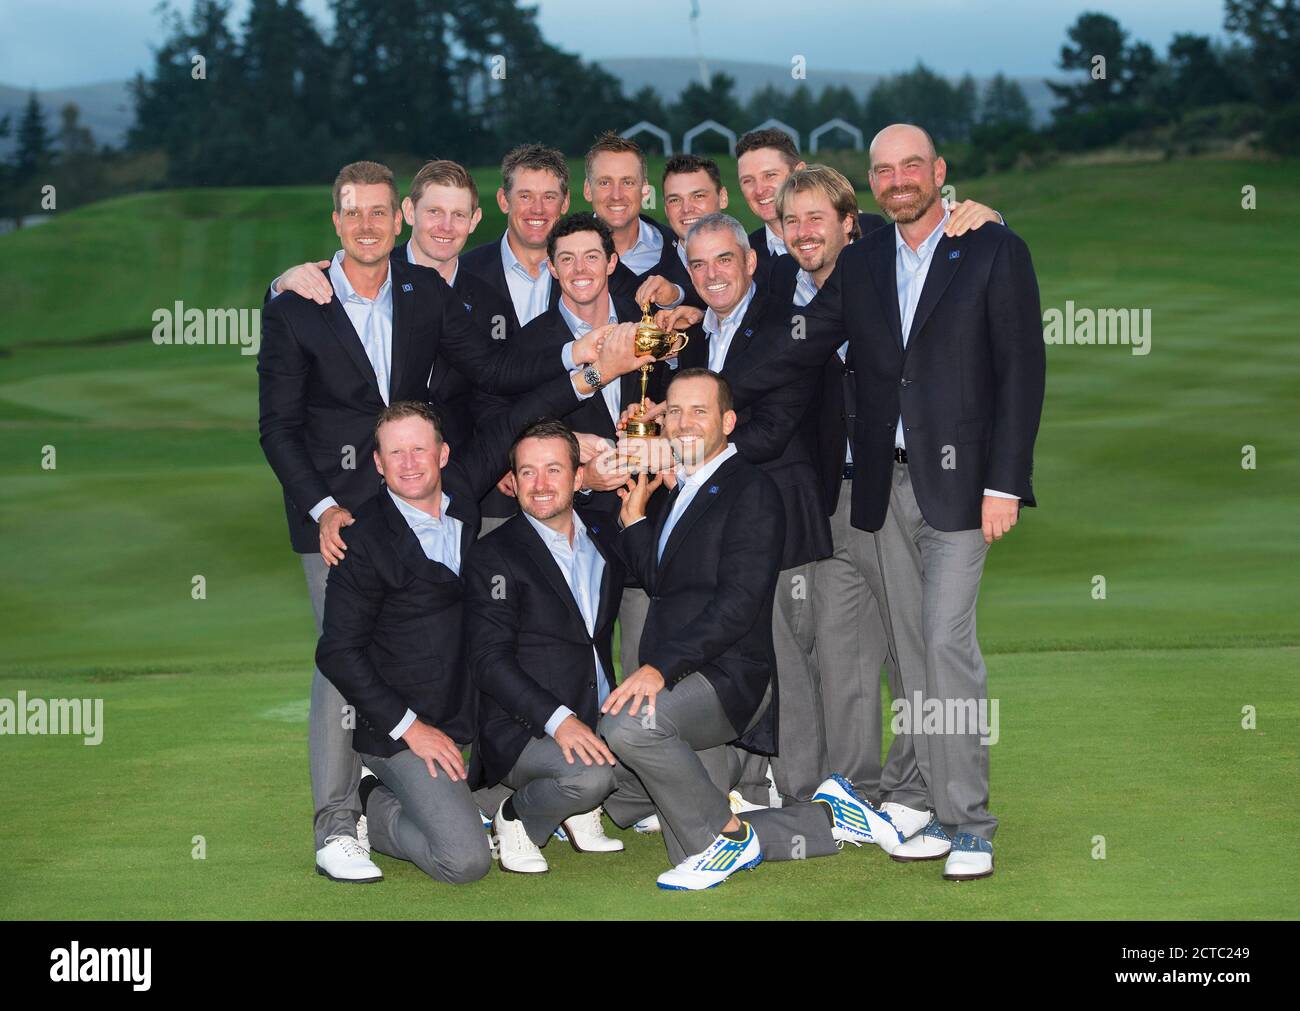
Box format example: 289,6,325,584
983,488,1019,500
661,284,685,309
309,496,339,522
619,515,647,530
544,706,575,738
561,341,578,371
390,708,417,740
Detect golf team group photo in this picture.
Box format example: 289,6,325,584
257,121,1045,892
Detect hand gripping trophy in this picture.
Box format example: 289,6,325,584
623,303,689,472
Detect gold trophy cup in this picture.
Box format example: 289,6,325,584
625,303,689,439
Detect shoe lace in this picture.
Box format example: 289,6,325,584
333,836,368,860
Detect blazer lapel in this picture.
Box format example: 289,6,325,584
512,518,589,634
719,291,765,377
320,296,384,405
904,234,965,354
382,492,460,584
657,456,735,575
388,264,412,396
866,229,904,351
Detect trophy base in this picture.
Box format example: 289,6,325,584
624,420,660,438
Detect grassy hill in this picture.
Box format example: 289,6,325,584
0,158,1296,919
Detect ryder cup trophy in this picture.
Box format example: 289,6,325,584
624,303,689,472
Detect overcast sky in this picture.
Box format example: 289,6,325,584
1,0,1230,89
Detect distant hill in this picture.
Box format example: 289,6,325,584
0,61,1052,154
0,79,135,154
595,56,1055,126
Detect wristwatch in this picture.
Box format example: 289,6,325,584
582,363,604,390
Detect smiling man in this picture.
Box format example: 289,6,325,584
599,369,899,889
583,132,690,311
464,419,628,873
457,144,573,329
661,213,833,808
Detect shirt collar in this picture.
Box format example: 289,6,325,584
405,241,458,287
703,281,757,337
895,207,950,262
764,224,787,256
330,249,391,303
557,292,617,337
794,268,819,306
675,441,738,489
500,231,543,280
388,488,452,528
523,508,586,551
625,216,663,256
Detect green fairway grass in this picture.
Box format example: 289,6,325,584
1,158,1297,918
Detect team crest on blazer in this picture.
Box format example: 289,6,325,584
948,250,961,260
401,282,413,291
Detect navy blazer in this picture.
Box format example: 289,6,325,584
618,452,785,755
464,509,624,789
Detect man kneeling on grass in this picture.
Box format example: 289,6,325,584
463,418,629,873
599,369,905,890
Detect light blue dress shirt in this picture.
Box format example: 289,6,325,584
763,224,788,258
330,249,393,405
656,443,738,561
500,232,553,326
520,511,611,736
617,217,665,276
893,210,1017,500
385,487,463,740
701,281,758,374
894,209,949,450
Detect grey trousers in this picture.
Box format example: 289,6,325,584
600,672,748,867
360,747,493,884
736,562,827,806
502,734,618,846
746,802,839,862
302,553,362,850
618,586,651,679
875,463,996,841
812,480,896,803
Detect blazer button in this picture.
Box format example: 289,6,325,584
589,681,596,689
900,378,912,388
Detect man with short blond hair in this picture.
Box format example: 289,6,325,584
583,131,690,310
